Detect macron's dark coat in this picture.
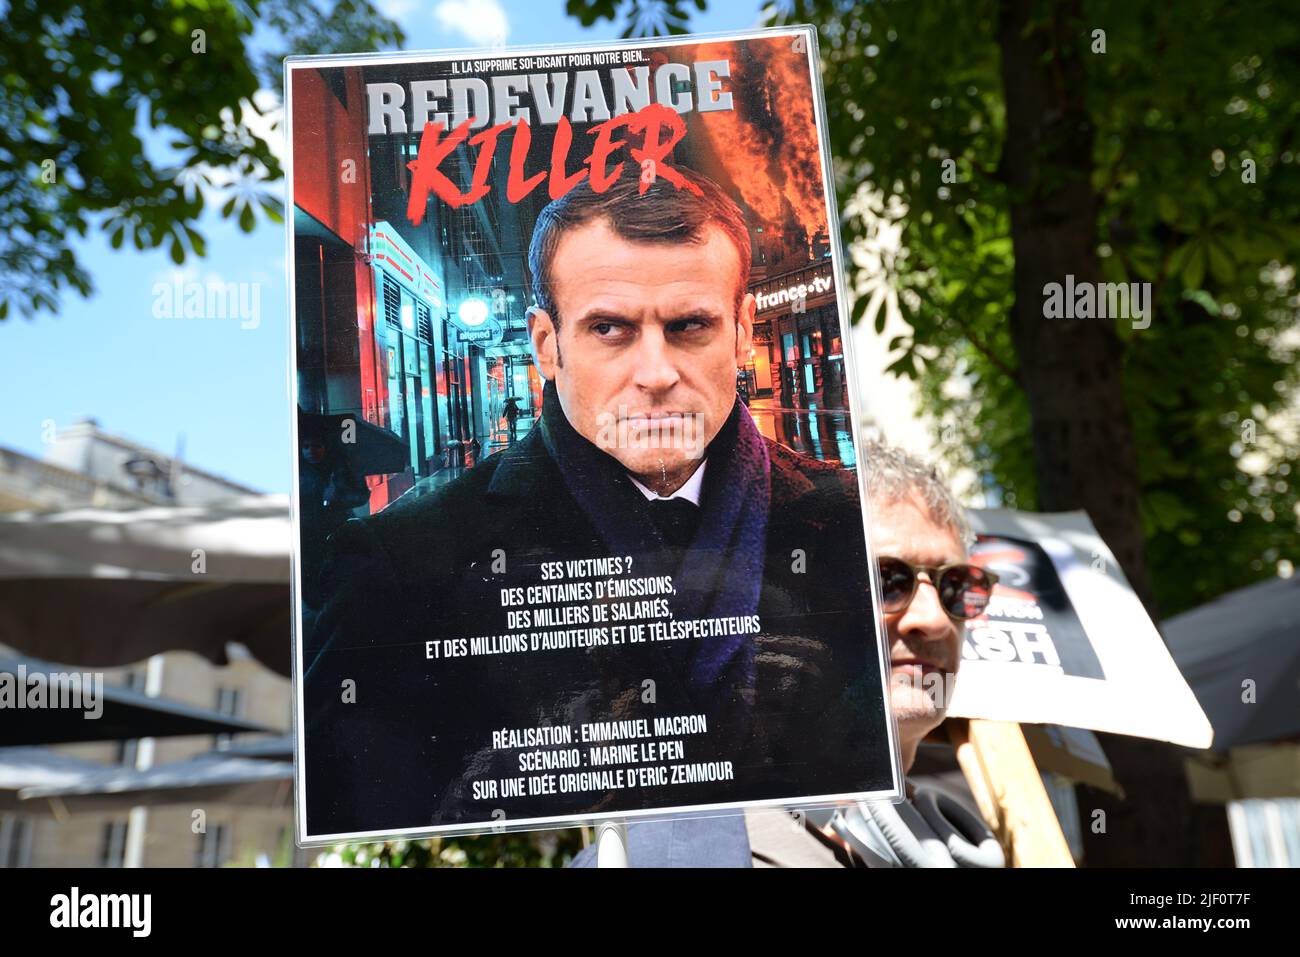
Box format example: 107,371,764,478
303,426,890,837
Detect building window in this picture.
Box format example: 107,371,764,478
1228,797,1300,867
100,820,128,868
0,815,34,868
195,823,232,868
383,274,402,329
213,686,243,751
115,737,139,768
417,301,433,344
116,670,143,767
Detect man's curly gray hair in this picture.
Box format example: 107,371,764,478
861,440,975,553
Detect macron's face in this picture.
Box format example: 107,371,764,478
529,219,754,488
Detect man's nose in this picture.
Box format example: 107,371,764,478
898,573,955,644
630,329,681,393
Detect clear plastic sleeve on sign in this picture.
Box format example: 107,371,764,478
284,25,905,847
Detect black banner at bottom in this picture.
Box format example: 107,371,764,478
0,866,1280,942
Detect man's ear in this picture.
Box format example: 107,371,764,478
527,306,559,381
735,292,756,366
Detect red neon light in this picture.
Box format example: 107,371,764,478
375,253,416,284
375,234,414,265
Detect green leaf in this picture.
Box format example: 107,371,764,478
259,194,285,224
885,353,915,379
1206,240,1235,285
850,294,869,326
1155,194,1180,225
1183,289,1219,316
1166,240,1195,281
1181,242,1207,290
185,225,207,257
874,294,891,335
1100,251,1128,285
1126,243,1161,281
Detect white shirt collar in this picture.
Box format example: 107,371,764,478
628,460,707,506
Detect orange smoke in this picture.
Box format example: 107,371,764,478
688,38,829,246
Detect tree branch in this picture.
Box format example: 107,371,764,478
947,309,1020,383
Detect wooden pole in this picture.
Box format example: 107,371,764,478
948,718,1075,868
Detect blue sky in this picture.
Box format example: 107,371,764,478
0,1,765,494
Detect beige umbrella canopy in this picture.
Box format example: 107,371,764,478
0,747,108,814
18,752,295,815
0,655,275,747
0,496,292,677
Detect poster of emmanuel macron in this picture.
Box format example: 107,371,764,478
289,27,901,841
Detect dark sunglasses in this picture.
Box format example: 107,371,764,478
877,556,999,621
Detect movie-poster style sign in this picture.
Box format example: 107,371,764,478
965,534,1106,681
946,509,1212,748
286,27,902,844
